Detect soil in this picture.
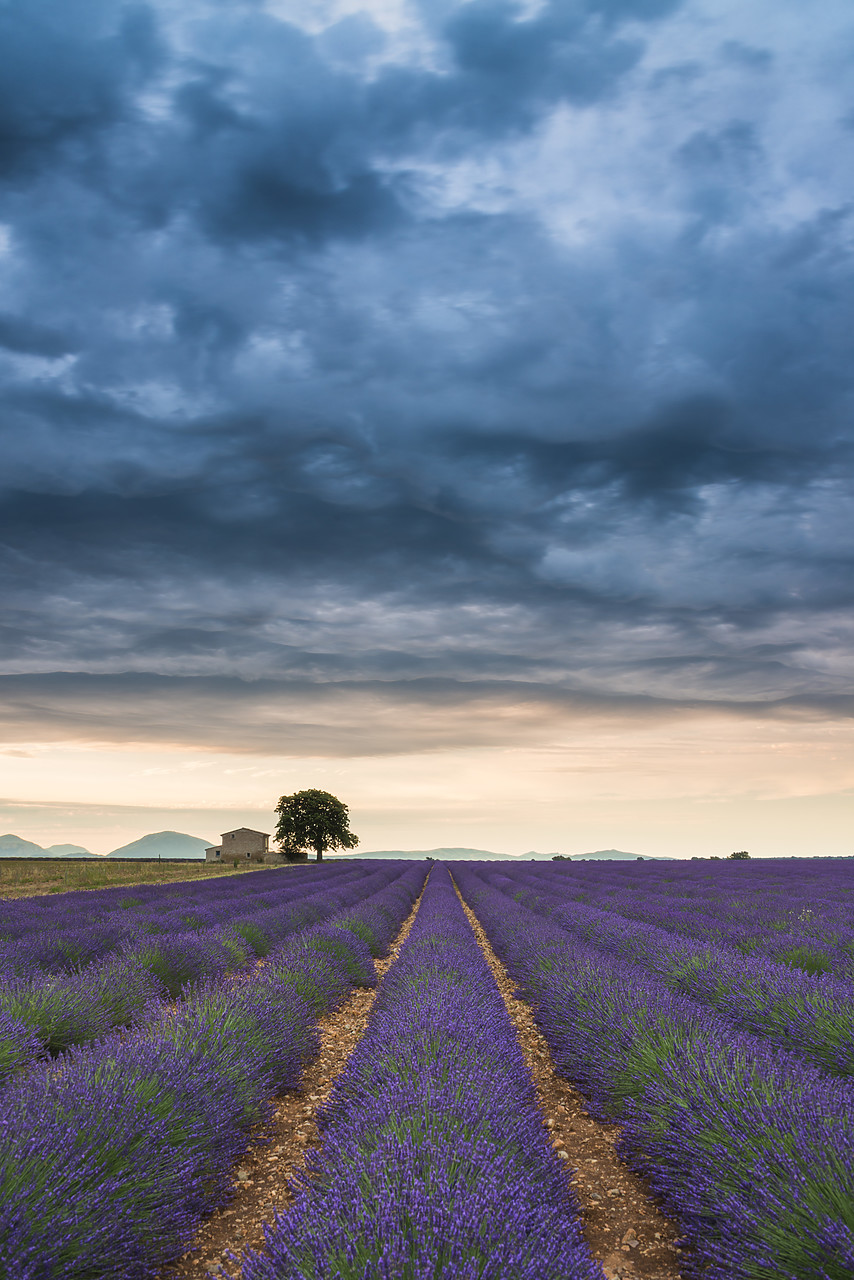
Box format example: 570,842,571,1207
453,879,684,1280
162,873,684,1280
159,883,427,1280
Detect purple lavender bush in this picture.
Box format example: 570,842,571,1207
624,1039,854,1280
0,1031,274,1278
512,859,854,979
0,865,424,1077
13,923,132,973
1,968,120,1055
0,863,365,973
477,864,854,1077
0,865,428,1273
332,862,426,958
0,919,380,1277
456,866,854,1280
0,1012,43,1085
241,865,603,1280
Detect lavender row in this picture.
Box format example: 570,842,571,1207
576,889,853,980
480,865,854,1077
455,866,854,1280
0,864,427,1278
0,861,344,940
537,860,854,977
512,861,848,977
0,866,384,1077
0,860,354,935
242,864,602,1280
0,864,417,1085
0,863,362,973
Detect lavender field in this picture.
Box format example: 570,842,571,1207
1,858,853,1278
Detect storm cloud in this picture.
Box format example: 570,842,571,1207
1,0,853,754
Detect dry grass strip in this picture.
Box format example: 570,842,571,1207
0,860,258,899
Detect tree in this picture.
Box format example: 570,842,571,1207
729,850,750,860
274,789,359,863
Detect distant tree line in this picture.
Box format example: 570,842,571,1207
551,851,752,862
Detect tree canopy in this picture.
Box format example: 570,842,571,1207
274,789,359,863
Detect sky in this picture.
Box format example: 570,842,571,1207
1,0,853,857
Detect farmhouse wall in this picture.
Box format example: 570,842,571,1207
205,827,280,864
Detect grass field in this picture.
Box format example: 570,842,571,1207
0,858,264,898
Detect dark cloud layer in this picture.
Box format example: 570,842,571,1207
1,0,853,752
0,673,851,757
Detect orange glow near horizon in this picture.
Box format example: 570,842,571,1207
2,706,852,859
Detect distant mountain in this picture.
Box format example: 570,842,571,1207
341,847,555,862
0,834,97,858
0,833,51,857
350,846,671,863
0,832,671,862
569,848,673,861
106,831,212,859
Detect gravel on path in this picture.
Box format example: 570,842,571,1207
159,881,428,1280
452,877,684,1280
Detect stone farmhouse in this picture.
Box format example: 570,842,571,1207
205,827,288,865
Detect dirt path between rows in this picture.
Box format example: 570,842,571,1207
452,880,684,1280
160,881,428,1280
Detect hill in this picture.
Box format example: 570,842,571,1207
0,834,50,857
106,831,212,859
569,848,674,861
0,834,672,862
0,834,95,858
337,847,556,861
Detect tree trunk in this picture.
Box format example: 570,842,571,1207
316,845,323,862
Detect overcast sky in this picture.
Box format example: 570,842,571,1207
1,0,853,855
